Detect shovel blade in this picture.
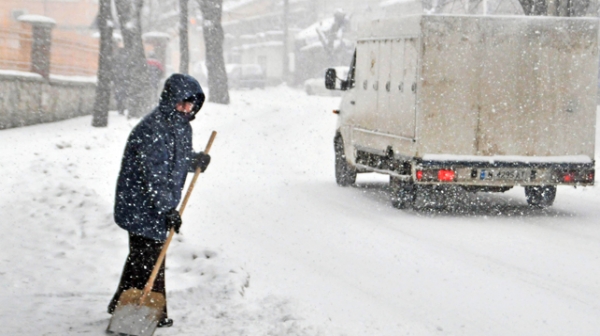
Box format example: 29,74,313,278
106,288,165,336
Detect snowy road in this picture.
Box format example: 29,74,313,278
2,87,600,335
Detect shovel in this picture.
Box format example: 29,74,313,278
107,131,217,336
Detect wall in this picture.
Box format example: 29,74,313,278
0,70,96,129
0,1,100,76
0,0,98,31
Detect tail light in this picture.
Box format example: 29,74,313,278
438,169,456,182
558,170,594,184
562,172,575,183
415,169,455,182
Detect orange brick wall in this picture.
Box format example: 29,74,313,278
0,0,98,30
51,28,99,76
0,1,99,76
0,26,31,72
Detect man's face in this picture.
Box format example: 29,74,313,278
175,101,194,114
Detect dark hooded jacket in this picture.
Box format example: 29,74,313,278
114,74,205,241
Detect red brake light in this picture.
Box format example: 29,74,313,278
563,173,575,183
438,169,456,182
416,170,423,181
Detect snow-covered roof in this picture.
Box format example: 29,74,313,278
0,69,44,80
143,32,171,40
295,17,335,42
91,31,123,41
0,71,97,84
49,74,97,84
239,41,283,50
380,0,419,7
17,14,56,26
223,0,260,12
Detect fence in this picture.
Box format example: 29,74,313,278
0,26,98,77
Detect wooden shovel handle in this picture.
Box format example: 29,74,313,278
140,131,217,304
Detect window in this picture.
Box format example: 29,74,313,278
346,51,357,89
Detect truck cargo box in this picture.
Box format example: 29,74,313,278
329,14,598,208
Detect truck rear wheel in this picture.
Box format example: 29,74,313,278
525,186,556,208
334,135,356,186
390,177,416,209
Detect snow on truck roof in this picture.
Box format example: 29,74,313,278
356,14,599,40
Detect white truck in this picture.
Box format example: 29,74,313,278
325,14,598,209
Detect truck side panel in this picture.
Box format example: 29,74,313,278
403,37,419,139
353,40,380,135
418,16,598,159
388,39,407,135
377,40,393,133
351,38,419,157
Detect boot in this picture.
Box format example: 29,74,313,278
157,318,173,328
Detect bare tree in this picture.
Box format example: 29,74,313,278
180,0,190,74
114,0,154,117
143,0,179,32
518,0,590,15
92,0,114,127
566,0,592,16
198,0,230,104
518,0,548,14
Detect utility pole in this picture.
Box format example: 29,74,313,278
282,0,289,84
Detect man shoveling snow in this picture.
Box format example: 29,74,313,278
107,74,211,328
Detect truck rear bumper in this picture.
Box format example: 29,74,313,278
354,149,595,186
415,159,595,187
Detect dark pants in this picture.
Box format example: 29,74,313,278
108,233,167,318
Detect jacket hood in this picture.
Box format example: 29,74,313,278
159,73,205,121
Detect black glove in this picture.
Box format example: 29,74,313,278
193,151,211,172
165,208,182,234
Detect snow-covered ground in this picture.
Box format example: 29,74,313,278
2,86,600,335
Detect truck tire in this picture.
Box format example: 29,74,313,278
334,135,356,186
390,177,416,209
525,185,556,208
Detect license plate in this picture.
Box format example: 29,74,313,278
480,169,529,181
